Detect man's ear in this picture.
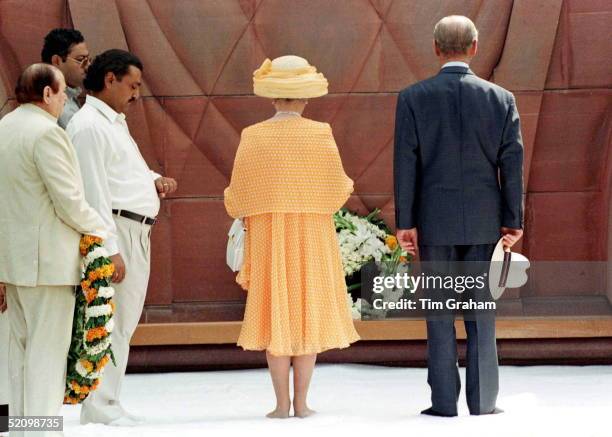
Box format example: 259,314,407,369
469,40,478,56
50,54,63,67
42,85,52,104
433,40,441,57
104,71,115,89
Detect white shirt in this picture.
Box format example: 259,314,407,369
441,61,470,69
67,95,161,255
58,86,81,129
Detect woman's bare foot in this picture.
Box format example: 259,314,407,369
266,407,290,419
293,403,316,418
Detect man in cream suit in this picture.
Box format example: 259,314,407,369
68,49,177,426
0,30,93,435
0,283,7,435
0,64,107,437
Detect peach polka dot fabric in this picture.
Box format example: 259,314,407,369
237,212,360,356
225,117,360,356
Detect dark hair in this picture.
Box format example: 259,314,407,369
41,28,85,63
83,49,143,92
15,63,61,104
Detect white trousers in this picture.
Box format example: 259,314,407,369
7,284,74,437
80,215,151,424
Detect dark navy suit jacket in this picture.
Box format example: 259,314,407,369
393,65,524,246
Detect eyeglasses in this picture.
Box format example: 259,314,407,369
67,55,91,67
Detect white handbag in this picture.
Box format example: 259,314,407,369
226,218,246,272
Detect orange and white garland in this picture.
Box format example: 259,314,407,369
64,236,116,404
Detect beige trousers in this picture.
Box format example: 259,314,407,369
7,284,74,437
0,312,9,406
1,310,9,434
80,215,151,424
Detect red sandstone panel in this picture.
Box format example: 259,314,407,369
526,192,606,261
382,0,512,88
545,0,612,89
212,21,268,95
513,93,543,190
211,95,278,134
609,183,612,302
0,0,68,70
0,0,68,98
146,210,173,305
145,0,266,96
0,100,16,118
345,194,395,231
0,35,15,107
162,97,208,141
114,0,203,96
170,199,245,302
493,0,563,91
125,98,165,175
253,0,382,94
528,90,611,193
68,0,129,53
522,261,606,298
327,94,397,191
0,0,609,317
189,101,240,192
0,69,8,111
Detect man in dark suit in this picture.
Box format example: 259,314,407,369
394,15,524,416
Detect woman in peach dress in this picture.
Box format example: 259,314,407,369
224,55,359,419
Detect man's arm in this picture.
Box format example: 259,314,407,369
0,283,6,313
70,127,129,282
498,93,524,229
69,127,119,255
394,92,420,256
154,175,178,198
33,127,107,240
393,91,420,230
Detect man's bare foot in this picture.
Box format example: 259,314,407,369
266,407,290,419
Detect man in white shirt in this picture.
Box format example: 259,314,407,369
67,49,177,426
41,28,91,129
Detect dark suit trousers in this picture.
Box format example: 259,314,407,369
420,243,498,416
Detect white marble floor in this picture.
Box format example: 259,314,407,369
58,364,612,437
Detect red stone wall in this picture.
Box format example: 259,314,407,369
1,0,610,322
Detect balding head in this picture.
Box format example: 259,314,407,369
15,63,62,103
434,15,478,58
15,63,67,118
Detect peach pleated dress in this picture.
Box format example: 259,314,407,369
224,117,360,356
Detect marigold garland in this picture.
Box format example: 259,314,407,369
64,235,116,404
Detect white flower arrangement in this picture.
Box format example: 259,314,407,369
335,209,391,277
83,246,109,266
335,208,412,319
351,298,362,319
66,236,116,404
85,303,113,320
84,336,111,355
75,360,104,379
97,286,115,299
105,318,115,334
